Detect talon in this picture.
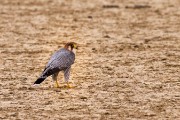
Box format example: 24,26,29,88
54,80,60,88
66,82,74,88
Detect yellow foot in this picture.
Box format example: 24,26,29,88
54,81,60,88
66,83,74,88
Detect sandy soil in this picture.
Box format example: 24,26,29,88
0,0,180,119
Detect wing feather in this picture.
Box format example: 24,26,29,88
42,48,75,77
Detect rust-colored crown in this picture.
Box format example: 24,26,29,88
64,42,78,50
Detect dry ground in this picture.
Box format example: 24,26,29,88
0,0,180,119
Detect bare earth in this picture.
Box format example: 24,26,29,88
0,0,180,119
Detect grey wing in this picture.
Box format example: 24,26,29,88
42,49,75,77
46,49,64,67
49,50,75,68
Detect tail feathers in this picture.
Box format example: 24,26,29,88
34,76,47,84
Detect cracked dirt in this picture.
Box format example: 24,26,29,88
0,0,180,119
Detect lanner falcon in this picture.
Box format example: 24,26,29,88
33,42,78,88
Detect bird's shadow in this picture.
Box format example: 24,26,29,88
19,85,77,92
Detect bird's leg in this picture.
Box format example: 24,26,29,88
64,67,75,88
52,72,60,88
55,80,60,88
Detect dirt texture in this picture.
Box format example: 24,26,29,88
0,0,180,120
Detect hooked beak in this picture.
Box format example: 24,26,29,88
73,44,78,50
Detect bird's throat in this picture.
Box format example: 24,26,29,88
72,49,76,54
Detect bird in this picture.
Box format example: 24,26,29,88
33,42,78,88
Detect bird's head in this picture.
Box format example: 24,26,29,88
64,42,78,53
